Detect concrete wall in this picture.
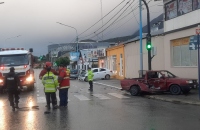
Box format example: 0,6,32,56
164,27,198,79
125,36,165,78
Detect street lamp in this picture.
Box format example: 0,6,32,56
56,22,79,52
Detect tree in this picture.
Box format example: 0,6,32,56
55,57,70,67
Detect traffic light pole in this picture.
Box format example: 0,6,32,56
142,0,151,70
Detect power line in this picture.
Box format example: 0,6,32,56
78,0,126,37
78,0,162,41
88,0,136,39
87,0,162,40
80,0,133,40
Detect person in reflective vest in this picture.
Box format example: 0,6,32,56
58,64,70,107
39,61,58,107
42,66,59,109
87,67,94,91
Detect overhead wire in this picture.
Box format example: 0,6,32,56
79,0,132,40
87,0,137,40
77,0,127,37
92,0,163,40
73,0,163,42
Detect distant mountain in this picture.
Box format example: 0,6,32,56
100,14,164,43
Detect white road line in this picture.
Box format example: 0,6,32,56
108,93,130,99
37,91,39,93
37,97,46,103
37,94,39,97
92,94,111,100
93,82,121,90
74,95,90,101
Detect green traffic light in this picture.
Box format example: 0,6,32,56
147,44,151,48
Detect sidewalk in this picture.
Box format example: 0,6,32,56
93,79,200,106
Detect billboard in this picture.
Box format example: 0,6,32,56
178,0,192,16
165,1,177,20
70,52,80,61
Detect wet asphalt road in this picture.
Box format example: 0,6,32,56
0,69,200,130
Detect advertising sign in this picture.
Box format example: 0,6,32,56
69,52,80,61
165,1,177,20
193,0,200,10
51,50,58,57
178,0,192,16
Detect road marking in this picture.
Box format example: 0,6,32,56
37,94,39,97
74,95,90,101
37,91,39,93
92,94,111,100
108,93,130,99
93,82,121,90
37,97,46,103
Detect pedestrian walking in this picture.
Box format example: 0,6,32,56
39,61,58,107
87,67,94,91
42,66,59,109
58,64,70,107
4,67,23,111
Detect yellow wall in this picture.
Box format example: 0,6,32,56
106,44,125,79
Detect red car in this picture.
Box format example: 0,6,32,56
121,70,198,96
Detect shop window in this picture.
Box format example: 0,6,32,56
177,0,192,16
165,1,178,20
193,0,200,10
171,37,197,67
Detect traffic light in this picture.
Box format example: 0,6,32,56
146,34,152,50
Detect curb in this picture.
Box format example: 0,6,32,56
144,95,200,106
94,82,200,106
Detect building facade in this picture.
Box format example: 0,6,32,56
124,34,165,78
106,44,125,79
163,0,200,79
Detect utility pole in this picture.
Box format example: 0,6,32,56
139,0,143,71
142,0,152,70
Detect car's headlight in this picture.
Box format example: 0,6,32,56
0,79,3,83
186,80,193,84
26,76,33,82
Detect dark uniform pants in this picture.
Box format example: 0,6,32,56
59,88,68,106
89,81,93,90
45,92,57,106
8,90,20,106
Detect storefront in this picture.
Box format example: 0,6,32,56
106,44,125,79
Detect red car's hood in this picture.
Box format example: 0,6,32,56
170,77,196,80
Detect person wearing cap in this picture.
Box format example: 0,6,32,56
58,64,70,107
39,62,58,79
87,67,94,91
4,67,22,111
39,61,58,107
42,66,59,109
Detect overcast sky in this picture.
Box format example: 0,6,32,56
0,0,163,56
